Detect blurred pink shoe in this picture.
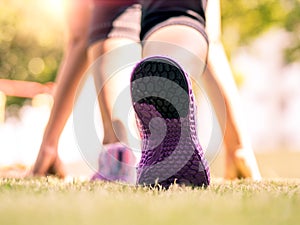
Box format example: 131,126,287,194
91,143,136,183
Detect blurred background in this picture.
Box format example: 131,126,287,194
0,0,299,178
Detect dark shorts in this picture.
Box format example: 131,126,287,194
88,1,141,45
140,0,207,41
88,0,207,45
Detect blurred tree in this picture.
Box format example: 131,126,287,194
0,0,299,107
283,0,300,63
221,0,300,63
0,0,64,105
222,0,285,47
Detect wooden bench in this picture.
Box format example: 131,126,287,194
0,79,56,122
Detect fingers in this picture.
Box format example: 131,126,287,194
47,158,66,179
31,147,66,178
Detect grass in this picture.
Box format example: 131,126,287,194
0,177,299,225
0,151,299,225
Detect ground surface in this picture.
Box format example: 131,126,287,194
0,178,299,225
0,151,299,225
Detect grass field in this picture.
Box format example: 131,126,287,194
0,151,299,225
0,178,299,225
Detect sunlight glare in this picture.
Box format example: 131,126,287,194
41,0,64,21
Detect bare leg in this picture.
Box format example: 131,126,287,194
142,25,207,77
89,38,141,145
142,24,261,180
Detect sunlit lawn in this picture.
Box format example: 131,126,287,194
0,178,299,225
0,151,299,225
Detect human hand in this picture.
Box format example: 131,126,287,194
30,147,65,178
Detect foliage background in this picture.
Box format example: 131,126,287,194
221,0,300,63
0,0,64,105
0,0,299,106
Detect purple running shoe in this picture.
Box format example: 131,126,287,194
130,56,210,188
91,143,136,184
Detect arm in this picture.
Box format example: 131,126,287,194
202,0,261,179
32,0,91,177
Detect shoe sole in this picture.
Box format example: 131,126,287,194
91,143,136,183
131,56,210,188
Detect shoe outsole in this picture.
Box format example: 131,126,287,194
131,56,210,188
91,143,136,183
